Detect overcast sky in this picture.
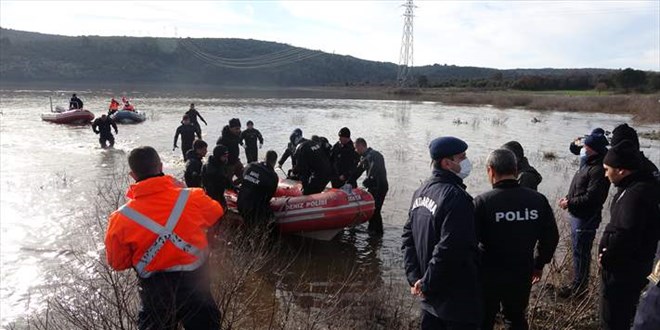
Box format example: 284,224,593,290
1,1,658,70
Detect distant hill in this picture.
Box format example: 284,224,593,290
0,28,619,87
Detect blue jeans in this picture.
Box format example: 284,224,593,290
570,214,600,292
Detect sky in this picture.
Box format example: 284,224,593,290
0,0,658,70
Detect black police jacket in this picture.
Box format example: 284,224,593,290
184,150,203,188
599,172,660,274
240,128,264,150
217,125,242,165
402,169,481,323
201,155,234,207
474,179,559,274
330,140,359,182
353,148,388,192
292,140,333,183
566,154,610,221
92,117,117,136
238,161,278,210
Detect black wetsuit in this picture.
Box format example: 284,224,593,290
184,149,203,188
69,96,83,110
353,147,388,232
240,128,264,163
201,155,234,209
278,141,299,168
185,109,206,135
217,126,244,179
293,140,333,195
330,140,359,188
237,161,278,225
91,116,117,148
474,179,559,330
174,123,201,160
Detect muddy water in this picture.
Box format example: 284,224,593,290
1,89,659,326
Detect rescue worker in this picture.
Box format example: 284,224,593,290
598,140,660,330
201,144,234,209
277,128,303,169
108,98,120,115
292,137,333,195
121,96,134,111
610,123,659,182
237,150,279,225
216,118,244,180
173,115,201,160
239,120,264,163
474,149,559,330
91,114,118,148
501,141,543,191
330,127,359,189
632,244,660,330
184,139,208,188
569,127,607,156
402,136,480,329
311,135,332,159
354,138,388,233
105,146,224,330
557,132,610,298
185,103,208,136
69,93,83,110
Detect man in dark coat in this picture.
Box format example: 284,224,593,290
292,138,333,195
610,123,659,183
632,244,660,330
475,149,559,330
91,114,118,148
278,128,303,169
184,139,208,188
69,93,83,110
558,132,610,298
330,127,359,188
185,103,207,136
238,150,279,225
240,120,264,163
174,115,202,160
598,140,660,330
502,140,543,191
201,144,234,209
216,118,244,180
402,136,480,329
354,138,388,233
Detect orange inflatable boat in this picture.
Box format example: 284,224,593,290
225,179,375,240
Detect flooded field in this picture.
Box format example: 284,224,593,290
1,89,659,327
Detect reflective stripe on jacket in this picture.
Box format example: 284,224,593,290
105,175,224,277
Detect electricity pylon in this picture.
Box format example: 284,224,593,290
397,0,415,88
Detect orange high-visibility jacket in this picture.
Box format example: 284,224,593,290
105,175,224,277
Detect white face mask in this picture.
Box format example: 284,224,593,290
579,147,588,159
452,158,472,179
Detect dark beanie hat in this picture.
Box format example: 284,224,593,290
591,128,605,136
604,140,641,170
584,133,609,155
501,141,524,161
213,144,229,158
429,136,468,160
338,127,351,138
247,120,254,126
611,123,639,149
229,118,241,128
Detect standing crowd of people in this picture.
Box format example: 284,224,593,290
99,99,658,330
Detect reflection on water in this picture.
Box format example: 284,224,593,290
1,90,659,326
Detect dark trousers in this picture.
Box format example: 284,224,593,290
367,188,387,233
302,176,330,195
569,214,599,292
482,271,531,330
245,147,258,163
99,134,115,148
138,268,220,330
421,310,478,330
633,282,660,330
601,269,648,330
238,201,274,226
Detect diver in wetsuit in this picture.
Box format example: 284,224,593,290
173,114,202,160
91,114,118,148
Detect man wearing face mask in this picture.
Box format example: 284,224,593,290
558,132,610,298
474,149,559,330
598,140,660,330
402,136,481,330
